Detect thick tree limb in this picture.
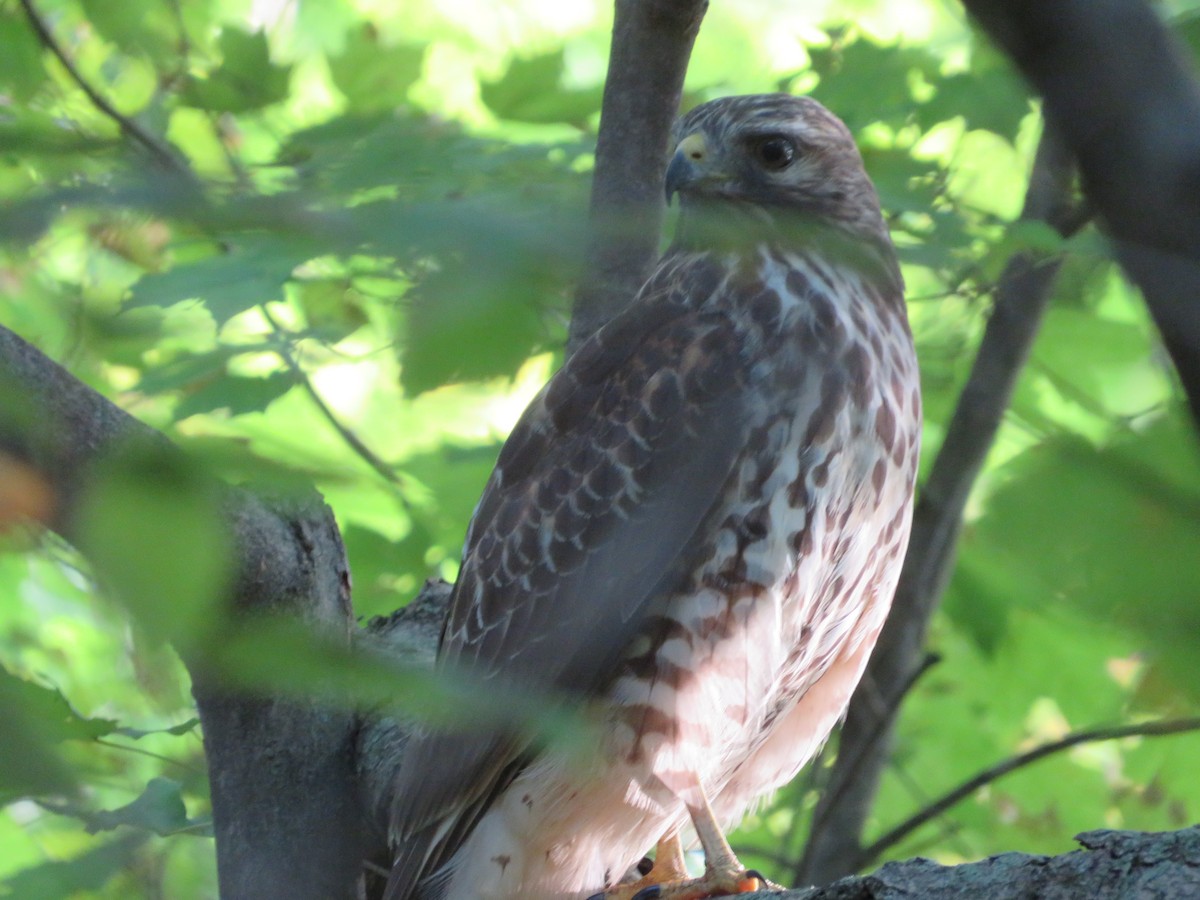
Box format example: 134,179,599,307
787,827,1200,899
566,0,708,353
961,0,1200,427
0,325,362,899
796,126,1080,885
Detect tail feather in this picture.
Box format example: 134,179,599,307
382,825,441,900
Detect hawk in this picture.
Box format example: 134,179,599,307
385,93,921,900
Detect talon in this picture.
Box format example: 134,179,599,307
737,869,764,890
632,888,663,900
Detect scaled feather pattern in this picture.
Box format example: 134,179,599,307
385,93,921,900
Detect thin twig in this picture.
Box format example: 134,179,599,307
259,305,410,502
857,716,1200,868
18,0,187,173
94,737,207,776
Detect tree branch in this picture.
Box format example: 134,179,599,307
960,0,1200,428
0,324,363,899
858,717,1200,868
17,0,187,174
566,0,708,353
796,124,1080,885
259,304,410,501
790,826,1200,899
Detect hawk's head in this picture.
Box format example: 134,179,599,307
665,94,891,258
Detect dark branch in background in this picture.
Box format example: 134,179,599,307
796,124,1082,885
961,0,1200,428
858,716,1200,869
566,0,708,353
17,0,187,174
0,326,363,899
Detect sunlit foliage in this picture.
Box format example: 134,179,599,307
1,0,1198,895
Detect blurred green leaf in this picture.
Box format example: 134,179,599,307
181,29,291,113
0,13,46,101
174,370,299,421
327,26,424,113
918,44,1030,140
126,234,313,325
481,51,603,126
971,414,1200,696
76,778,199,837
75,448,232,650
808,34,937,131
0,667,118,744
0,669,94,803
1,833,148,900
80,0,177,67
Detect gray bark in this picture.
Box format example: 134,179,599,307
787,827,1200,899
567,0,708,353
0,326,363,899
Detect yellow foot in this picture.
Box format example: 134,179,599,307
586,831,781,900
587,780,784,900
588,831,691,900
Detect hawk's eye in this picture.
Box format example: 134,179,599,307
753,136,796,171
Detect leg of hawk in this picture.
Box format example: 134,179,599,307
385,93,921,900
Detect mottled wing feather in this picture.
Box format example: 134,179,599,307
388,287,758,889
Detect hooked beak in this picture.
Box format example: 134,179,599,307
664,132,709,204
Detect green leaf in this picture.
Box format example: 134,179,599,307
136,349,237,395
0,667,119,744
74,448,233,650
343,523,431,617
972,415,1200,696
174,370,299,421
292,278,369,342
80,0,177,67
1,835,149,899
126,234,309,325
481,51,603,126
1172,12,1200,61
181,29,292,113
327,26,425,113
0,12,46,101
402,266,545,394
0,669,95,803
918,45,1030,141
81,778,196,837
808,34,937,131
